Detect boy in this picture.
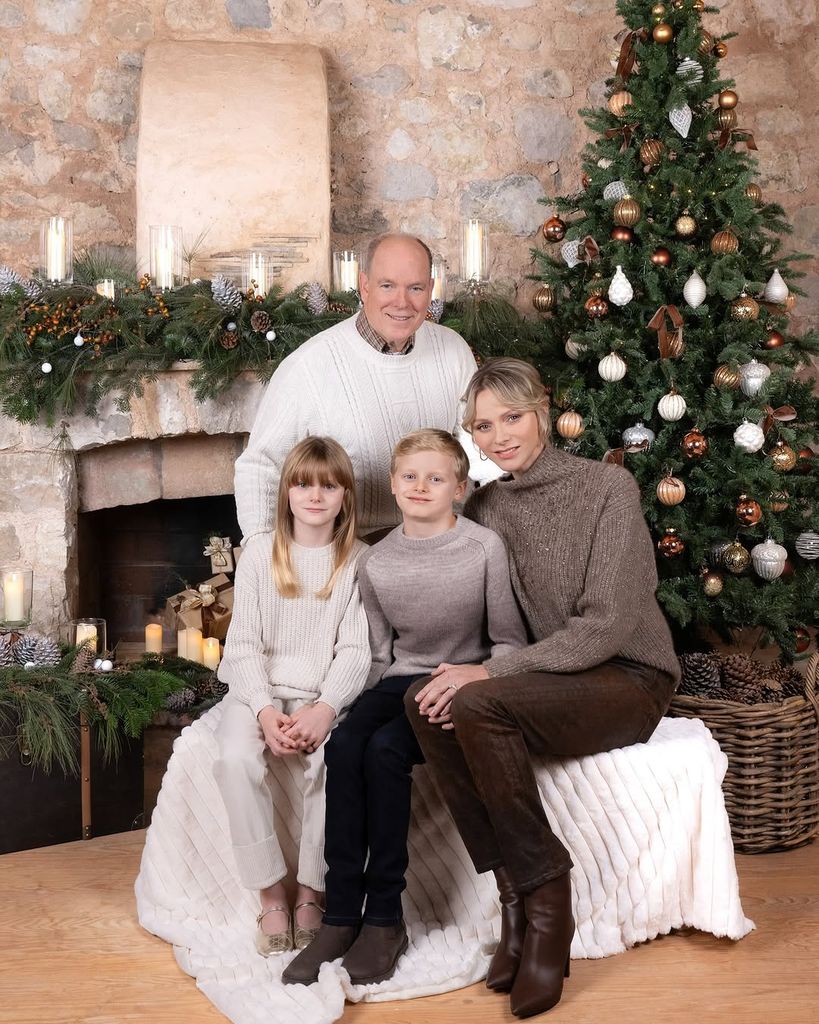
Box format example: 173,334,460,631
284,428,525,986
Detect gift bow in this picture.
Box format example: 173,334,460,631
761,405,797,435
647,304,684,358
180,583,217,611
203,537,231,567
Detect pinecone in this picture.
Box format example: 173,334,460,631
328,300,353,315
211,274,243,313
0,265,25,295
23,277,43,301
678,652,721,698
196,673,228,701
0,635,16,667
429,298,445,323
220,329,239,350
70,642,97,674
249,309,272,334
164,687,197,712
13,632,60,667
305,281,329,316
760,664,805,702
720,654,764,704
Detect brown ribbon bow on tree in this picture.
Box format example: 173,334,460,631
718,128,758,151
605,124,637,152
614,28,647,82
647,304,684,358
761,405,797,435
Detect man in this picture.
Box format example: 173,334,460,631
234,233,494,541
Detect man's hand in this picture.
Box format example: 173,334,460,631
415,663,489,720
282,702,336,752
257,705,300,757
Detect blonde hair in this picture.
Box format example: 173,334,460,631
390,428,470,482
272,437,358,599
461,358,551,445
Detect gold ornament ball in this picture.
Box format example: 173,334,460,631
681,428,708,459
651,247,672,267
555,410,585,439
702,570,724,598
714,40,728,58
711,228,739,255
735,494,763,526
722,541,751,575
769,491,790,513
698,29,714,55
542,216,567,242
730,293,760,321
613,196,641,226
769,440,797,472
713,363,741,390
718,89,739,110
651,2,666,14
718,108,738,131
610,226,634,243
656,475,686,506
653,23,673,43
532,284,557,313
585,294,610,318
608,90,633,117
640,138,665,166
675,212,698,238
745,182,762,203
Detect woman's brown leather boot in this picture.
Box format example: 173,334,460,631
509,871,574,1018
486,866,527,992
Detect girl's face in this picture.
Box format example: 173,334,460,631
471,388,544,476
288,477,346,535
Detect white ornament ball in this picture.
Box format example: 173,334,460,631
683,270,707,308
100,658,114,672
93,658,103,669
751,538,788,580
657,391,687,421
597,158,613,169
266,329,276,341
676,57,704,83
73,333,84,347
24,661,36,670
795,531,819,560
41,362,52,374
564,338,587,360
762,268,789,304
598,351,627,382
622,421,655,449
226,321,237,331
739,358,772,397
603,180,629,202
607,265,634,307
733,419,765,453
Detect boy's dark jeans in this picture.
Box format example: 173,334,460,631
406,659,677,893
323,674,425,927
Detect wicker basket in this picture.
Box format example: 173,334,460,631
669,652,819,854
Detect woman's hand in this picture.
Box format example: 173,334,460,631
257,705,300,757
415,663,489,720
282,701,336,752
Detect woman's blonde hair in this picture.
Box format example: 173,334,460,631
390,428,470,482
461,358,551,445
272,436,358,599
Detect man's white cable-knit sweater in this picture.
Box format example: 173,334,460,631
217,534,371,719
234,315,488,541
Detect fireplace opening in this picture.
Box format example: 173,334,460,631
78,495,240,650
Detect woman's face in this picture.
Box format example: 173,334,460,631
471,388,545,476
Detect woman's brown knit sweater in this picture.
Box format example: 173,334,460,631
465,444,680,683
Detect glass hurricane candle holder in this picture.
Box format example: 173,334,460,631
1,568,33,629
332,249,360,294
95,279,116,300
70,617,107,657
149,225,182,291
460,219,489,283
39,216,73,285
242,251,274,297
431,254,447,302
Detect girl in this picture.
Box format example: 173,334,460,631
214,436,371,956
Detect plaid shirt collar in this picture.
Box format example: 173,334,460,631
355,311,415,355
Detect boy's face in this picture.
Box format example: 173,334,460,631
391,450,466,525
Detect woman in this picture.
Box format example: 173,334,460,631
405,358,679,1018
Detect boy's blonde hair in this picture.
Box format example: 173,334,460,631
272,436,358,599
390,428,470,482
461,357,551,445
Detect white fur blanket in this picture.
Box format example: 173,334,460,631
135,706,753,1024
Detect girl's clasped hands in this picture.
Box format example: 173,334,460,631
257,702,336,756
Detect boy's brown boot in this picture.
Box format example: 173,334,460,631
341,921,408,985
281,923,359,985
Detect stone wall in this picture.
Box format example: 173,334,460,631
0,0,816,323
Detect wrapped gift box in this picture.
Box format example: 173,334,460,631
164,573,234,640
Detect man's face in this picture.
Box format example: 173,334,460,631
359,237,433,350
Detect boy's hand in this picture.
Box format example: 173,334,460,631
257,705,300,757
416,663,489,719
282,701,336,752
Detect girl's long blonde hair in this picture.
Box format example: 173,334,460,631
272,437,358,599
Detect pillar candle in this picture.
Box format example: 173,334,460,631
186,627,203,664
202,637,221,670
145,623,163,653
75,622,98,649
2,572,25,622
46,218,67,282
176,628,188,659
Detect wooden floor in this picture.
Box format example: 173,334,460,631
0,832,817,1024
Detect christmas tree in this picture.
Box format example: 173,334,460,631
532,0,818,659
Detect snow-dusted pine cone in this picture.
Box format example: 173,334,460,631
305,281,329,316
429,298,444,323
678,652,721,698
22,277,43,301
0,635,16,667
211,274,243,313
164,687,197,712
13,632,60,667
249,309,272,334
720,654,764,704
0,265,25,295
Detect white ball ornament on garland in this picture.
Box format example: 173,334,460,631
607,265,633,306
598,351,627,382
226,321,237,332
41,362,52,374
683,270,707,308
751,538,788,580
266,330,276,341
73,333,84,347
795,531,819,560
622,421,655,449
94,658,103,670
739,358,771,397
733,419,765,453
762,268,789,304
597,158,614,169
657,389,687,422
